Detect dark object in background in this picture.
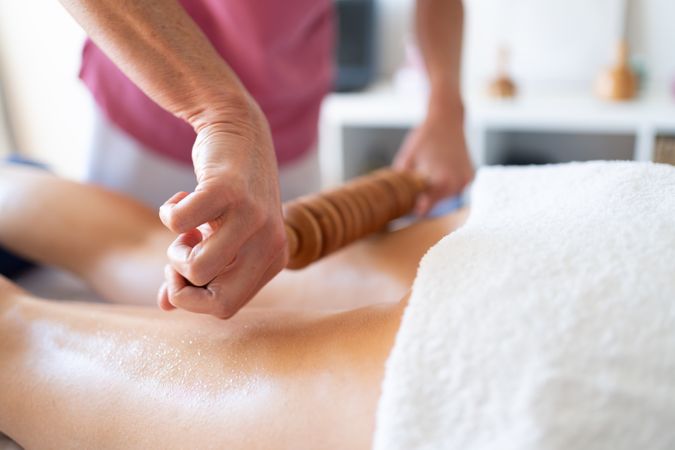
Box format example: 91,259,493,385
0,247,33,279
334,0,376,92
0,154,48,279
501,150,554,166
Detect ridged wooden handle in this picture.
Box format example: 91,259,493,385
283,169,428,270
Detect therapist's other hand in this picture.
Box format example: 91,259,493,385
394,100,474,215
157,95,288,319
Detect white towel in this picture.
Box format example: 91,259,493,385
373,161,675,450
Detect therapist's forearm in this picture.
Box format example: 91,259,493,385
59,0,248,131
415,0,464,114
60,0,288,320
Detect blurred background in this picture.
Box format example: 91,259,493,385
0,0,674,182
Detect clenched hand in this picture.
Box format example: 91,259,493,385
157,96,288,319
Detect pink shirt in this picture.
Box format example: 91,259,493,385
80,0,334,166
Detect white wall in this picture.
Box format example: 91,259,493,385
0,1,91,178
629,0,675,84
377,0,675,90
464,0,621,88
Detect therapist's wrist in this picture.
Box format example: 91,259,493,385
187,92,272,167
427,82,464,122
180,82,258,136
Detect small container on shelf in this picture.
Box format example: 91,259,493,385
595,40,638,102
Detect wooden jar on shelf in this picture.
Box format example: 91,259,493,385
596,40,638,101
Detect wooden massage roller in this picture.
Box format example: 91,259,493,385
283,168,428,269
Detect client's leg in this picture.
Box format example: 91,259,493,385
0,164,468,309
0,165,170,305
0,276,402,449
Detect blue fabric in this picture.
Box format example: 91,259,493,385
5,153,49,169
0,155,49,278
429,195,464,217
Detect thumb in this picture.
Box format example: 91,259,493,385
414,193,434,217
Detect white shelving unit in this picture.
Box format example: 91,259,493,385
318,82,675,187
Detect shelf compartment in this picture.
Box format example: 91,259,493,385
484,129,636,166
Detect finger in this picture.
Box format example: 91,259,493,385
163,191,189,207
429,178,452,200
166,228,204,278
171,211,258,286
167,228,286,319
163,264,221,315
393,143,415,170
417,172,468,215
164,264,236,318
197,222,216,241
159,188,228,233
156,282,175,311
164,265,230,315
158,192,188,229
195,232,287,318
395,127,426,169
414,193,433,216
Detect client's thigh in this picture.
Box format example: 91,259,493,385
0,282,403,449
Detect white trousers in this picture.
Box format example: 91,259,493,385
84,109,321,208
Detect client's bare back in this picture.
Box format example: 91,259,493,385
0,281,402,449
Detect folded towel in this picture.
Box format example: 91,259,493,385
373,161,675,450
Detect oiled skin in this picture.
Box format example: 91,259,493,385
0,166,467,449
0,290,404,449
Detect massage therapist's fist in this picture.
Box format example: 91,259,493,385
157,95,288,319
